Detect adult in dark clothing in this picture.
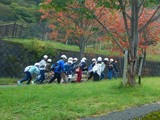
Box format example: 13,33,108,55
108,58,114,80
48,55,67,84
113,59,119,79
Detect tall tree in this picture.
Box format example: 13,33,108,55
41,0,160,86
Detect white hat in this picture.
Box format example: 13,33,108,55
61,55,67,59
81,59,85,62
97,57,102,62
47,59,52,63
82,57,87,61
110,58,114,62
104,58,109,61
34,63,40,67
92,58,96,62
68,57,73,61
68,60,73,64
73,58,78,61
43,55,48,59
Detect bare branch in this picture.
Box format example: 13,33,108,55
139,5,160,33
138,0,145,10
138,0,145,18
118,0,131,38
94,16,125,52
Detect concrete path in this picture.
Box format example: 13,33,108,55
82,102,160,120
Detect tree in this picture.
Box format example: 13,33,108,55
41,0,160,86
40,0,106,58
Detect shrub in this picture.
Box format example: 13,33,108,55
0,0,12,5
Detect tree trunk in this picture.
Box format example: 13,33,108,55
78,37,86,59
127,61,136,86
127,0,139,86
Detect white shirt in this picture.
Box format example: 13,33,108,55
92,63,103,76
39,59,47,70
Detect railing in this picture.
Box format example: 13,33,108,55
0,22,23,38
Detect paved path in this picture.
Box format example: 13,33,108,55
82,102,160,120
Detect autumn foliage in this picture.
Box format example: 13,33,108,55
40,0,160,56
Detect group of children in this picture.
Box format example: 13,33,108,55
17,54,119,85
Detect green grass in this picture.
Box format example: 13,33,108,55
134,110,160,120
0,78,18,85
2,38,120,56
0,77,160,120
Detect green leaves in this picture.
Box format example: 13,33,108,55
97,0,120,10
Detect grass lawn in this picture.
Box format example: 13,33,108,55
0,77,160,120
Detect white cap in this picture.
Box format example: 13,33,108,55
110,58,114,62
92,58,96,62
68,57,73,61
73,58,78,61
61,55,67,59
81,59,85,62
43,55,48,59
47,59,52,63
104,58,109,61
97,57,102,62
68,60,73,64
82,57,87,61
34,63,40,67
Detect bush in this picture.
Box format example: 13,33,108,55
0,3,18,21
0,0,12,5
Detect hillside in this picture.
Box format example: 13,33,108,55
0,0,41,24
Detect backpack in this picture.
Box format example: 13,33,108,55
24,65,32,72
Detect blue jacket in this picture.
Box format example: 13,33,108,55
64,63,73,75
54,59,65,73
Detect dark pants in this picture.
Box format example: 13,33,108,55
20,72,32,84
108,70,113,80
100,73,105,80
88,71,93,80
113,71,118,79
39,70,45,83
93,73,100,81
49,72,61,84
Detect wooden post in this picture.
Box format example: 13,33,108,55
123,50,128,86
138,53,144,85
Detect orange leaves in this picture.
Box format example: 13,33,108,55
85,0,96,10
40,11,49,19
50,31,58,39
49,24,55,29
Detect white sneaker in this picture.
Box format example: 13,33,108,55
17,81,21,85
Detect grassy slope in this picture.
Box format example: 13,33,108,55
0,77,160,120
3,38,160,62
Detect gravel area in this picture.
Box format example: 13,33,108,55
82,102,160,120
